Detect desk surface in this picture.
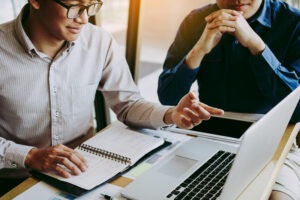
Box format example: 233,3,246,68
2,123,299,200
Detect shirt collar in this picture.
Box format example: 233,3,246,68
248,0,272,28
14,4,36,57
14,4,76,58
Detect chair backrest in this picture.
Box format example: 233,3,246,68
94,90,108,132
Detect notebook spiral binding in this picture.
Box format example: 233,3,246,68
78,144,132,165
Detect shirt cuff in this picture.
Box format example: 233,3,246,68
175,57,200,79
5,142,35,168
251,44,280,72
150,105,173,128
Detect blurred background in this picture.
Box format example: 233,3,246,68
1,0,299,123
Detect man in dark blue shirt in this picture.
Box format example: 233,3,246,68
158,0,299,122
158,0,300,199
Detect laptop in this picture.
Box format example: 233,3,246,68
121,86,300,200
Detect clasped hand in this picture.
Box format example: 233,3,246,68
198,9,265,56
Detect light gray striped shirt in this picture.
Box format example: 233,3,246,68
0,5,170,171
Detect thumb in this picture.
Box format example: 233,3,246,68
189,91,198,100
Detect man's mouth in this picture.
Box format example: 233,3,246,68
231,3,250,11
67,27,82,34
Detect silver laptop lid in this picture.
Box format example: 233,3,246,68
219,86,300,200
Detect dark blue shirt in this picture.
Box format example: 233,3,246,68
158,0,300,122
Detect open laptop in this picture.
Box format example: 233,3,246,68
121,86,300,200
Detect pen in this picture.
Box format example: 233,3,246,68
100,193,113,200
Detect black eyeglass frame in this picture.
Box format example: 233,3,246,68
53,0,103,19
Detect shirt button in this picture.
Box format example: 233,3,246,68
234,40,239,45
11,162,17,168
55,111,59,117
53,87,57,93
54,135,59,140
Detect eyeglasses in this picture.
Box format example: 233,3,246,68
53,0,103,19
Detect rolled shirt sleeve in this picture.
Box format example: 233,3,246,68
99,32,173,129
158,57,200,105
0,137,35,168
250,44,300,102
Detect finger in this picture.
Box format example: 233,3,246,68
53,156,82,176
199,103,224,116
59,145,88,168
183,107,203,125
53,164,71,178
208,13,237,24
191,104,211,120
207,19,236,30
205,9,240,23
73,151,89,168
180,115,193,129
58,150,87,172
212,25,236,33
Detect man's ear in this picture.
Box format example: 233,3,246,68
28,0,40,10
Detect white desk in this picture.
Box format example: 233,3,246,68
1,123,299,200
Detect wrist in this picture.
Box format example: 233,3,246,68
185,47,206,69
164,107,176,125
25,148,37,168
248,35,265,56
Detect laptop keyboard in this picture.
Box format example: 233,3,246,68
166,151,236,200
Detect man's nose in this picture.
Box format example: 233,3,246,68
75,9,89,24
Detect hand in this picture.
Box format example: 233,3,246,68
164,92,224,129
185,10,237,69
25,144,88,178
206,9,265,55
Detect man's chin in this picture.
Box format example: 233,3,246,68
65,35,79,42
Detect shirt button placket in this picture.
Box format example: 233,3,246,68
53,86,57,95
49,63,60,146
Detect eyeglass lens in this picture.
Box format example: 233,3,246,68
68,3,101,18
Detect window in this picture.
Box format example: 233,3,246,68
137,0,214,103
0,0,26,24
100,0,129,55
286,0,300,8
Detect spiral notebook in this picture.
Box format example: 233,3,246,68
32,125,170,196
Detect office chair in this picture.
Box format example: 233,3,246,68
94,91,107,132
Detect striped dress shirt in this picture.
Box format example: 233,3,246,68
0,5,170,174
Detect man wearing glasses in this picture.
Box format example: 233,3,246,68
0,0,225,196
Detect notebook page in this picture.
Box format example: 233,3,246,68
83,126,164,164
44,149,127,190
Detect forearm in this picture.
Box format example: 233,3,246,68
185,44,206,69
247,33,266,56
123,99,172,129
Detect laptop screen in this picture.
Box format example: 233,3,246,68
180,117,254,139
